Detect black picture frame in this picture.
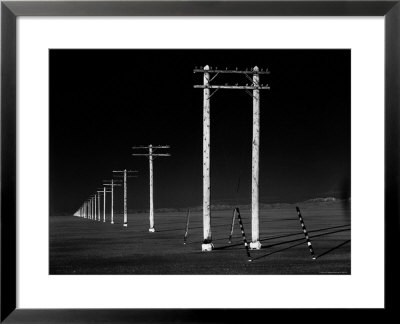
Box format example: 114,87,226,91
1,0,398,322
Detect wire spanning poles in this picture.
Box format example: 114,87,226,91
131,145,171,232
102,179,122,224
112,170,138,227
194,65,270,251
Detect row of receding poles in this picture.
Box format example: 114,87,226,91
74,65,270,252
73,145,170,231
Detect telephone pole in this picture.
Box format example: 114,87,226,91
91,196,94,220
94,194,97,221
194,65,270,251
97,188,111,223
112,170,138,227
132,145,170,232
103,179,122,224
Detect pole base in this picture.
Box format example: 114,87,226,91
123,223,128,227
201,243,214,252
250,241,262,250
111,222,114,224
149,228,156,233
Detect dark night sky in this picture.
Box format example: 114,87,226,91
50,49,350,215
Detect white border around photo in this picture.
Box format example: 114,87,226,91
17,17,384,308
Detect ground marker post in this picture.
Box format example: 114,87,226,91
183,209,190,244
296,206,316,260
194,65,270,251
235,208,252,262
113,170,138,227
228,208,236,243
131,144,171,232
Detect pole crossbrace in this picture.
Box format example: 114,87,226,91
193,68,269,74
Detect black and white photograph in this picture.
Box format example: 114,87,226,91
49,49,351,275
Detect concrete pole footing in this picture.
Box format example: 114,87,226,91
250,241,262,250
201,243,214,252
123,224,128,227
149,228,156,233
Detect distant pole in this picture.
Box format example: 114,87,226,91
131,145,170,232
123,169,127,226
103,187,106,222
250,66,262,250
203,65,212,251
112,171,136,228
103,179,121,225
111,179,114,224
95,195,98,221
98,193,101,221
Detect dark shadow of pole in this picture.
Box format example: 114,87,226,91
316,240,351,259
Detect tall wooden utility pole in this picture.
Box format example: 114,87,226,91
203,66,211,251
113,170,138,227
194,65,270,251
103,179,122,224
131,145,171,232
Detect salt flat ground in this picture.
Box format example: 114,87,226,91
50,201,350,274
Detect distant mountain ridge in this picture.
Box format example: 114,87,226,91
136,197,350,213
